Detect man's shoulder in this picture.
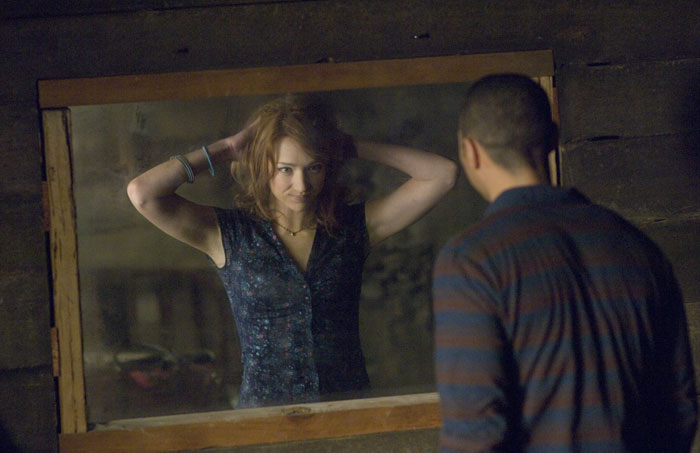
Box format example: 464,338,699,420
439,195,661,265
436,215,507,268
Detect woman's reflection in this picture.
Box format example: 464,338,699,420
126,94,457,407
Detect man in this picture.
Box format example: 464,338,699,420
432,73,697,452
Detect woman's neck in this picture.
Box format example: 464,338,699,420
271,207,317,232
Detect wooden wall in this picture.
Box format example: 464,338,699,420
1,1,699,451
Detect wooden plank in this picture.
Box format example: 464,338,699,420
59,393,441,452
42,109,87,434
42,181,50,232
560,133,700,222
0,102,42,192
532,76,559,186
222,428,440,453
0,194,52,370
0,267,52,370
0,367,58,452
427,1,700,66
38,51,554,108
682,302,700,389
3,0,303,19
0,194,46,274
51,327,60,377
5,2,700,102
558,58,700,142
639,218,700,307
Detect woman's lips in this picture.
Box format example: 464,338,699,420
288,194,308,203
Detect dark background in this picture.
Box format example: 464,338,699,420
1,1,699,451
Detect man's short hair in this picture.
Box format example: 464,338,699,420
459,73,556,171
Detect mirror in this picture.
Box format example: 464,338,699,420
69,83,488,424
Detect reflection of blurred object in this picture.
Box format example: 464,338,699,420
114,344,220,393
128,368,171,389
114,344,177,392
180,350,220,389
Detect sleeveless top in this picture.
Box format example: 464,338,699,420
213,203,371,408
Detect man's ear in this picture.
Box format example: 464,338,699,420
458,136,480,170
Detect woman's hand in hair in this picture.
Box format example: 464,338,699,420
217,120,259,162
360,140,458,246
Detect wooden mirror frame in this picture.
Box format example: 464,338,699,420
39,50,555,452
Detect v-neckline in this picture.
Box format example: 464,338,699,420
268,222,320,278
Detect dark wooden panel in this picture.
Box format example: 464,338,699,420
4,1,700,103
639,219,700,306
0,195,47,270
560,133,700,221
2,0,303,19
0,367,57,452
0,270,51,370
431,0,700,65
0,103,43,193
178,428,439,452
558,59,700,142
683,302,700,401
0,194,51,370
5,0,700,65
0,1,433,102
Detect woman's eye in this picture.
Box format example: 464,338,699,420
277,167,292,174
308,164,324,173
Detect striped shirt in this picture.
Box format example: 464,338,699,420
433,185,697,452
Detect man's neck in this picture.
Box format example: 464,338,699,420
485,168,545,202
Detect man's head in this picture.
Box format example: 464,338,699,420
458,74,557,200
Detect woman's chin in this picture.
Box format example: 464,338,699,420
275,198,316,214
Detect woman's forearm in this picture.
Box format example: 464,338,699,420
357,139,458,245
127,130,248,207
127,142,226,206
355,139,457,183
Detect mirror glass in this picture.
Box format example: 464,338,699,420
70,82,487,425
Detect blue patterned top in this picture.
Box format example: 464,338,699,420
213,203,371,408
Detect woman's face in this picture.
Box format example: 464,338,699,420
269,136,326,214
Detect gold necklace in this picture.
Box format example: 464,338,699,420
274,221,315,236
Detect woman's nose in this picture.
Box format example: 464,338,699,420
293,172,308,192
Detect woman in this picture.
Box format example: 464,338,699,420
127,94,457,408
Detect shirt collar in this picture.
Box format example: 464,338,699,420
484,185,587,217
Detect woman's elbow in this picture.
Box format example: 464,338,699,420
441,159,459,192
126,177,147,209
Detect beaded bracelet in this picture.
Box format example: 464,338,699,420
170,154,195,183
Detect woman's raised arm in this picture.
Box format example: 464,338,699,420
126,129,249,266
359,140,458,246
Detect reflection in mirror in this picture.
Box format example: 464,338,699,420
70,82,486,425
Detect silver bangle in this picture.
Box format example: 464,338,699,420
170,154,195,183
202,145,215,176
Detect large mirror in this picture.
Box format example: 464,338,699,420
40,51,554,451
70,83,486,424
